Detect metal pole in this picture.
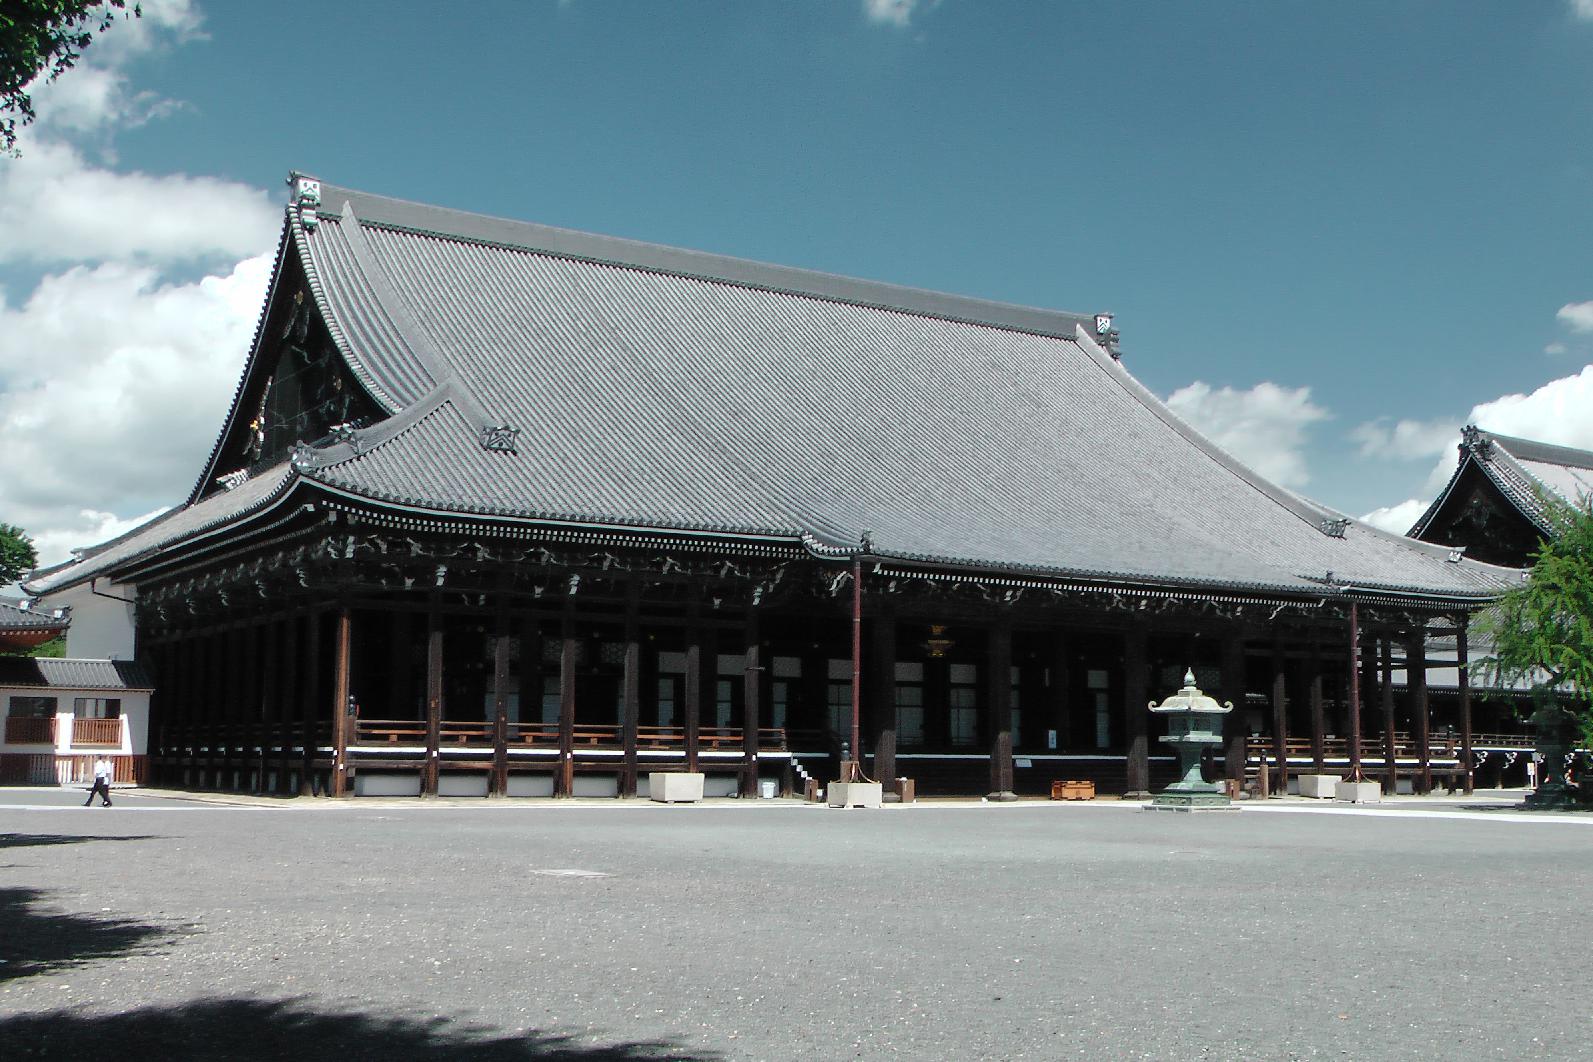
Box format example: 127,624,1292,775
850,557,862,781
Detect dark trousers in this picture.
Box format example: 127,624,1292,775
85,778,112,806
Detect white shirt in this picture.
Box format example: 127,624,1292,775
93,759,113,782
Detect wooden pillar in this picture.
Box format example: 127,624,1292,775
259,616,280,795
988,617,1016,800
225,624,245,787
1270,641,1289,795
557,612,576,797
390,610,413,718
622,598,641,798
1409,629,1431,795
1308,632,1326,774
1458,618,1474,795
424,596,443,797
684,621,702,775
1124,622,1150,798
740,609,761,798
1380,635,1398,795
1048,629,1070,753
278,611,298,794
300,611,320,796
1347,604,1364,783
491,600,511,797
331,606,352,797
1221,630,1248,786
871,612,898,795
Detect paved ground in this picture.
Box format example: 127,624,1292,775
2,788,1590,1061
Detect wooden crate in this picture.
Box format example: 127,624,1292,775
1050,780,1095,801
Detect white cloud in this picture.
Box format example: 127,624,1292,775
1556,301,1593,333
0,1,279,573
863,0,920,27
1546,342,1568,355
1164,381,1329,489
1469,364,1593,449
1359,499,1429,536
1573,0,1593,21
1348,416,1458,462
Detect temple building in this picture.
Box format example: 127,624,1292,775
23,175,1522,799
1410,427,1593,568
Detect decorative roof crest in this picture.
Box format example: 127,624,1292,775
290,173,322,230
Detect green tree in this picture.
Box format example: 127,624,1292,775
1474,494,1593,754
0,1,141,156
0,522,38,585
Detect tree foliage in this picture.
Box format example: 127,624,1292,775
0,0,141,156
1473,494,1593,746
0,522,39,585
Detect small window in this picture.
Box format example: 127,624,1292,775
73,698,121,719
8,696,56,718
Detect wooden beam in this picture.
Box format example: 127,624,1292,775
424,595,443,797
1409,629,1431,795
988,617,1016,800
740,609,761,798
491,599,511,797
1458,618,1473,795
871,611,897,795
1124,622,1149,798
331,606,352,798
622,596,641,798
1380,636,1397,796
1270,641,1289,795
1221,629,1247,785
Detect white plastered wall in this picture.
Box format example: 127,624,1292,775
38,580,137,660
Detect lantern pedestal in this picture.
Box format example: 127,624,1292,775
1147,670,1237,813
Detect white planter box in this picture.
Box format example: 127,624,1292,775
1298,773,1340,799
649,772,704,803
827,781,883,808
1335,780,1381,804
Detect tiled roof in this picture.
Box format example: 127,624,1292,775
0,599,67,632
0,657,152,691
1410,429,1593,539
29,178,1523,602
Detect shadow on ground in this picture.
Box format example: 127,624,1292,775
0,886,176,981
0,997,717,1061
0,833,159,849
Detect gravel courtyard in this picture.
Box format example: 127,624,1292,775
1,790,1589,1061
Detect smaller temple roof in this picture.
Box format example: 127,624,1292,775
0,657,152,691
1410,427,1593,539
0,598,70,652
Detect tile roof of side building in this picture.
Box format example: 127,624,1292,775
29,176,1522,601
1410,428,1593,538
0,657,152,691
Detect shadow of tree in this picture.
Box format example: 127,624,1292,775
0,833,159,849
0,997,718,1060
0,886,175,982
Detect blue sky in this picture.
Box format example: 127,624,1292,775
4,0,1593,564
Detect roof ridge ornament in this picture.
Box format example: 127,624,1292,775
289,172,321,230
1461,424,1493,460
1318,517,1349,538
481,425,520,454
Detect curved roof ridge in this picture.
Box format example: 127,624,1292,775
310,178,1097,342
1480,430,1593,469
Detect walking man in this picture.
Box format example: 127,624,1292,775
84,757,113,807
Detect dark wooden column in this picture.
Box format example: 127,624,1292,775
1307,632,1326,774
259,616,280,795
300,611,321,795
1270,641,1289,795
1221,629,1248,786
1457,618,1474,795
740,609,761,798
988,617,1016,800
423,596,443,797
1048,629,1070,753
1347,605,1364,783
390,610,413,718
490,600,511,797
1409,629,1431,795
557,611,576,797
1379,635,1397,795
871,612,898,795
331,606,352,797
224,624,245,787
277,610,298,794
622,599,641,799
684,622,702,775
1124,622,1150,798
